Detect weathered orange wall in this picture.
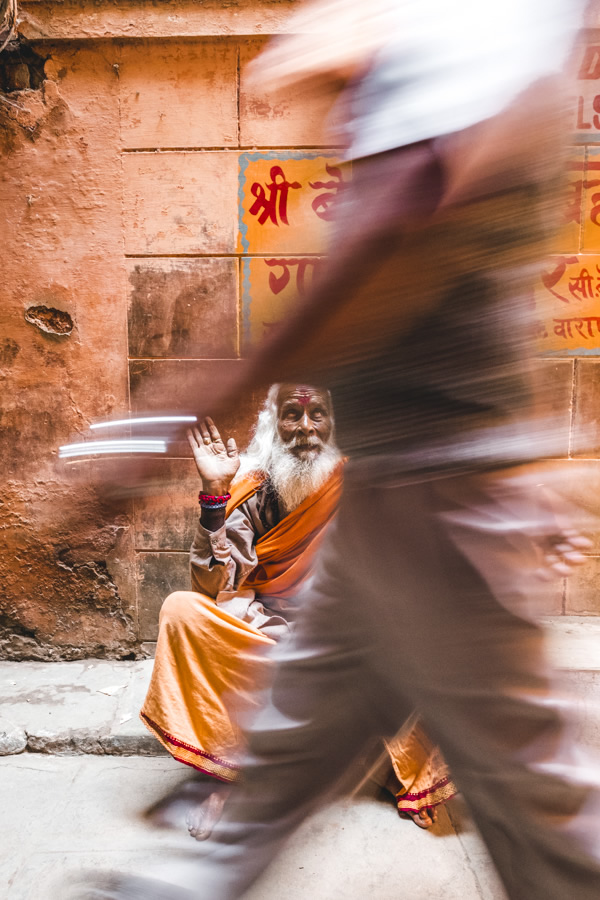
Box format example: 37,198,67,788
2,2,600,660
0,0,338,657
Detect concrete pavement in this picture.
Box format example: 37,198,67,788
0,616,599,899
0,755,506,900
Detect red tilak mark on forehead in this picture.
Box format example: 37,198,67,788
296,392,312,406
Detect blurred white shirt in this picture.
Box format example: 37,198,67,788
344,0,587,158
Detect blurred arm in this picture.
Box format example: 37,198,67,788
246,0,385,92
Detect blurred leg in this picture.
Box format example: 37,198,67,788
331,471,600,900
180,469,600,900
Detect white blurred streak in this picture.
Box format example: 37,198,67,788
58,439,167,458
90,416,197,430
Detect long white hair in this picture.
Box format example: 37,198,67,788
235,385,281,480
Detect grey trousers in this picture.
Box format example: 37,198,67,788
163,466,600,900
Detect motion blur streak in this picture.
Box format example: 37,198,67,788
58,439,167,458
89,416,197,430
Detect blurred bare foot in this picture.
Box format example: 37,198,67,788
186,789,230,841
401,806,438,829
144,777,216,830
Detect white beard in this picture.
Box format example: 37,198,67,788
268,434,342,514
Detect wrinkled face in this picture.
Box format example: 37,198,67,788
276,384,333,460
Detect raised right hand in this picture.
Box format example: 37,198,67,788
187,418,240,495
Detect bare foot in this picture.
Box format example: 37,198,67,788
144,777,216,830
186,789,230,841
401,806,438,829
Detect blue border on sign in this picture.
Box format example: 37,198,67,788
540,348,600,356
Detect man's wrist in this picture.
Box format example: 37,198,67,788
200,506,227,533
201,482,232,497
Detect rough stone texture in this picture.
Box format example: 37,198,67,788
126,257,239,359
530,359,574,459
19,0,299,41
0,717,27,755
0,658,163,754
136,552,189,641
122,151,239,255
239,38,339,148
25,728,163,756
0,484,138,659
0,43,139,659
132,458,200,551
0,30,265,655
24,304,74,335
565,555,600,614
572,359,600,457
119,41,238,149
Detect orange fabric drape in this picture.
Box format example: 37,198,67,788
227,463,344,599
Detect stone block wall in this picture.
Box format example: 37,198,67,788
1,0,340,656
2,2,600,659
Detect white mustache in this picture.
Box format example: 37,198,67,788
290,436,321,449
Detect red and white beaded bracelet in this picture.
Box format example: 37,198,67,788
198,492,231,509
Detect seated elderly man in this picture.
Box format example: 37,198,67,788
141,384,455,838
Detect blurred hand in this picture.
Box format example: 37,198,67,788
538,530,593,581
187,418,240,495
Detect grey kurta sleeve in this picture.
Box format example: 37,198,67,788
189,503,259,599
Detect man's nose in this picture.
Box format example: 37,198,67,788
298,411,314,434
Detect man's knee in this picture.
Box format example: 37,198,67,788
159,590,204,631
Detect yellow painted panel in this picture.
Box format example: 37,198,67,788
535,254,600,354
241,256,324,350
582,148,600,251
238,152,347,255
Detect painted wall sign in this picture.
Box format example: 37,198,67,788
240,255,325,349
238,151,347,348
573,38,600,144
535,254,600,354
535,147,600,354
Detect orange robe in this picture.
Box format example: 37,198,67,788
141,469,456,814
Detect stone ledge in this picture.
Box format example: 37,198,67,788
0,658,163,757
0,616,598,757
19,0,297,42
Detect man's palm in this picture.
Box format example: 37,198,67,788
188,419,240,493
